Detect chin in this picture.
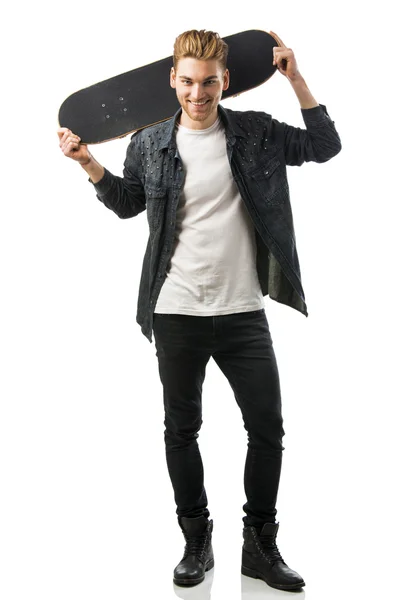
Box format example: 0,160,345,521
188,105,212,119
190,113,209,122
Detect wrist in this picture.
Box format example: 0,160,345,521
288,73,306,87
289,76,319,109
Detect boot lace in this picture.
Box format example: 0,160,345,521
183,531,209,560
257,533,285,564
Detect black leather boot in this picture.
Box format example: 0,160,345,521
241,522,305,591
173,516,214,587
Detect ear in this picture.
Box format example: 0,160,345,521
170,67,176,89
223,69,230,91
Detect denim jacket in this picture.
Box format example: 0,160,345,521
91,102,341,343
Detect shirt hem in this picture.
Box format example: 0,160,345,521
153,303,265,316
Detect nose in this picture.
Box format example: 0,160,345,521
191,83,204,100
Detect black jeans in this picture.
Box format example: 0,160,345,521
152,308,285,528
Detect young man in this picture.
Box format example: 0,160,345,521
58,29,341,591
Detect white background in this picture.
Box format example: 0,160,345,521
1,2,399,599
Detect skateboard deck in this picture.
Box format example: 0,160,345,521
58,30,278,144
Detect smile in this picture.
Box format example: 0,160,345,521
190,100,209,105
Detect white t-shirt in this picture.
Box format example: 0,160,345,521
154,116,265,315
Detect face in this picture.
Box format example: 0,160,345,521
170,57,229,130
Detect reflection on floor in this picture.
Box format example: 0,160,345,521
172,567,306,600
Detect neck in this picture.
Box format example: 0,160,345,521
179,108,219,130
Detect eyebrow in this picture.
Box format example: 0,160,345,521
179,75,218,81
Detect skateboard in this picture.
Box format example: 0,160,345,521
58,30,279,144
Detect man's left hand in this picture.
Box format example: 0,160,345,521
269,31,302,82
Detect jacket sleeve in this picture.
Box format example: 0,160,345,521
270,103,342,166
89,134,146,219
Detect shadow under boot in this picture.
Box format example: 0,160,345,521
173,516,214,587
241,522,305,591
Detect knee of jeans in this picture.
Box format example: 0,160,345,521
164,418,202,446
247,415,285,451
164,430,200,449
248,437,284,455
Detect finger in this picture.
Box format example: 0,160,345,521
273,47,288,65
274,48,292,61
60,131,72,146
57,127,70,140
66,132,81,143
62,138,80,153
64,141,81,156
60,130,80,143
61,133,81,148
275,54,289,72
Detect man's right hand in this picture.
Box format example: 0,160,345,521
57,127,105,183
57,127,91,165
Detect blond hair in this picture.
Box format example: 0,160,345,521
173,29,228,71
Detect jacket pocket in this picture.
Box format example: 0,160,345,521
145,187,167,235
247,157,285,206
